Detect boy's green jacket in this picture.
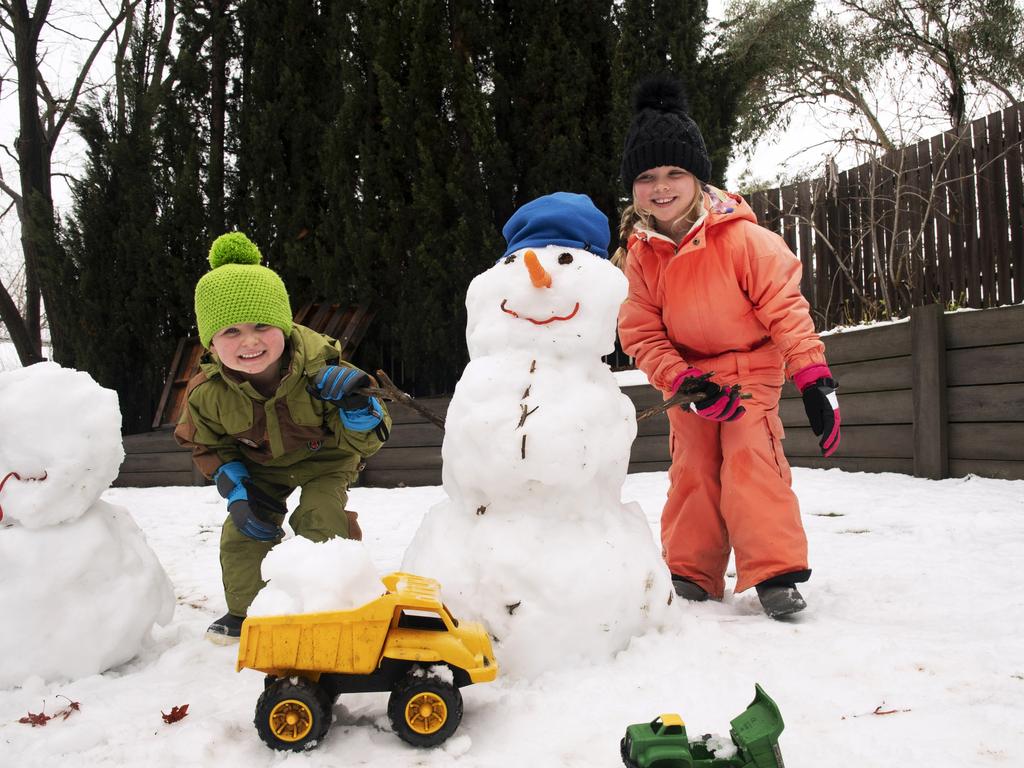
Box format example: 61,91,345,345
174,324,391,479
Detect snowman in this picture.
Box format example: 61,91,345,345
403,192,672,677
0,363,174,688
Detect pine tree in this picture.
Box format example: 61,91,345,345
491,0,617,218
232,0,336,301
611,0,740,189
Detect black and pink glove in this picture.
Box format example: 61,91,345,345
794,363,841,457
672,367,746,422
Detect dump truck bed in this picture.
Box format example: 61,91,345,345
236,573,491,679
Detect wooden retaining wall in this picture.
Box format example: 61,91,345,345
115,303,1024,487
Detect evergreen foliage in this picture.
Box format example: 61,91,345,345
62,0,771,409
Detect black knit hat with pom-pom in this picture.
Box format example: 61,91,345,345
620,75,711,191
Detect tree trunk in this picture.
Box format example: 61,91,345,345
208,0,227,235
9,0,51,364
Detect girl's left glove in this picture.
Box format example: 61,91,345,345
672,367,746,422
310,365,384,432
794,363,841,457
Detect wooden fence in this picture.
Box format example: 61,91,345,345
748,104,1023,329
117,303,1024,487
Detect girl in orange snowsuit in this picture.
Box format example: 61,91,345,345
615,76,841,618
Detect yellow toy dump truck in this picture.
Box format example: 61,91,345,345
236,572,498,751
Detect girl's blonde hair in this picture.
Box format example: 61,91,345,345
610,186,705,270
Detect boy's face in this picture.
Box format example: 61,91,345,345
209,323,286,376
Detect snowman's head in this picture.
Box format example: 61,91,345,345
466,193,626,360
465,244,627,359
0,363,123,528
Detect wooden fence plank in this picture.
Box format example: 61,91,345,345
123,428,180,454
385,397,452,425
780,389,913,427
797,181,814,314
835,169,853,322
915,137,937,304
948,423,1024,461
944,303,1024,347
987,110,1012,306
120,452,194,473
384,422,446,448
813,179,832,326
946,344,1024,386
780,355,912,398
911,304,948,479
845,164,865,323
902,143,923,308
877,153,897,314
819,321,912,364
947,382,1024,422
112,471,196,488
962,122,983,306
929,133,951,306
1005,105,1023,304
366,447,443,470
783,424,912,458
359,468,440,488
975,115,997,306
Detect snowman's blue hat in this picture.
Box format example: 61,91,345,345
502,192,610,259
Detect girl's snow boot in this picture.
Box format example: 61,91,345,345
755,583,806,618
671,575,710,602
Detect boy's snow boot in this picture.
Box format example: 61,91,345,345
671,575,710,602
206,612,245,644
755,583,806,619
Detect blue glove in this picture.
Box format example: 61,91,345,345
310,365,384,432
339,398,384,431
213,461,284,542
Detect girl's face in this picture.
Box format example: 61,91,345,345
210,322,286,377
632,166,699,232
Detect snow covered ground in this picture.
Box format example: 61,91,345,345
1,468,1021,767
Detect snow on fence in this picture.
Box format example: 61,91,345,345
114,303,1024,487
748,104,1023,329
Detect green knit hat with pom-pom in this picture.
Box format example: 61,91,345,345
194,232,292,347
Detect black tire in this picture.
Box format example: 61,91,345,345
254,676,331,751
387,668,464,747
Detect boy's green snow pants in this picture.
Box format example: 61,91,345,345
219,447,360,616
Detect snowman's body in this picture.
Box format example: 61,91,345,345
0,363,174,687
404,245,672,677
442,352,636,514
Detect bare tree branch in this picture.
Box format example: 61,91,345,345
48,0,143,145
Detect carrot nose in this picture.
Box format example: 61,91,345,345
524,250,551,288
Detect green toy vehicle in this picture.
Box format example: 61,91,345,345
620,684,786,768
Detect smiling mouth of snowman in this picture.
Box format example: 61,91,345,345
499,299,580,325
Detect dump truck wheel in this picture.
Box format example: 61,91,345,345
387,671,463,747
254,677,331,751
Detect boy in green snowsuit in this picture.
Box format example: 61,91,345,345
175,232,391,643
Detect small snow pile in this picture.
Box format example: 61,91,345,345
0,363,173,688
248,537,385,616
404,241,673,678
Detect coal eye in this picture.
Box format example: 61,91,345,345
558,252,573,265
504,255,517,265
